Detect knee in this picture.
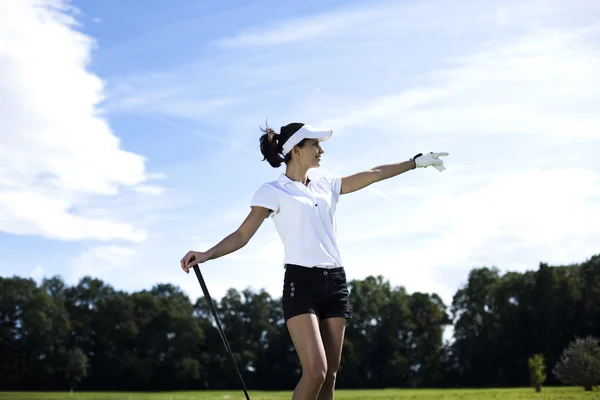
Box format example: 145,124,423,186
325,366,338,383
304,363,327,385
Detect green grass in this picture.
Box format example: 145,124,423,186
1,387,599,400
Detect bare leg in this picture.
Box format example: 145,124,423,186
286,313,328,400
317,317,346,400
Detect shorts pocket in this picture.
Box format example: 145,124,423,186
330,273,349,295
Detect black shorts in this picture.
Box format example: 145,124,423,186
281,264,352,322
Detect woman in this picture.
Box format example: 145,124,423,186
180,122,448,400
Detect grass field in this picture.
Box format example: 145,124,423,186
1,388,599,400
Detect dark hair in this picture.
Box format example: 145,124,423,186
259,122,308,168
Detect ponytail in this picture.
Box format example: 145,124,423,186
259,123,285,168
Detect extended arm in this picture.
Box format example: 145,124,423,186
205,206,270,260
181,206,271,271
341,160,415,195
340,152,448,195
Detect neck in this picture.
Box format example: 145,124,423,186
285,162,309,185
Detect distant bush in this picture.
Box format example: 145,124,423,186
527,353,546,392
553,336,600,391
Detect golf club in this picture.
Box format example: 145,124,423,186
191,258,251,400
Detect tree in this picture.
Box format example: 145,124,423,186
527,354,546,392
406,292,450,387
65,347,88,394
450,267,502,386
553,336,600,391
0,276,71,390
579,256,600,339
2,251,599,392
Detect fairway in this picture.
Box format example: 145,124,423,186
2,388,599,400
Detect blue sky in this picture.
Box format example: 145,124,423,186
1,0,600,319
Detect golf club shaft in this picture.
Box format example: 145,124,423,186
192,264,251,400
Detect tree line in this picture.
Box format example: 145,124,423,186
1,253,599,392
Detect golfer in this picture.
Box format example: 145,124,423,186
180,122,448,400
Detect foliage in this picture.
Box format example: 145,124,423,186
65,347,88,391
0,253,599,391
527,353,546,392
553,336,600,391
449,254,600,387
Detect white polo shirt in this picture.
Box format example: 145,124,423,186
250,173,343,269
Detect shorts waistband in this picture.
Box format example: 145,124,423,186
284,264,344,274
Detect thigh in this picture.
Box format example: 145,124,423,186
319,317,346,372
286,313,328,373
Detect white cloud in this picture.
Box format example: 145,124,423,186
442,169,600,244
101,0,600,150
321,26,600,140
0,189,146,241
68,245,137,284
495,7,508,27
30,264,45,282
223,235,284,263
133,185,165,195
212,0,535,50
0,0,158,242
336,167,600,305
213,3,387,49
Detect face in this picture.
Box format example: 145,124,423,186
294,139,325,168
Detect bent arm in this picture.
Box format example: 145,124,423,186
341,160,415,195
206,206,271,261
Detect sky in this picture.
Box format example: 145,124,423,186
1,0,600,324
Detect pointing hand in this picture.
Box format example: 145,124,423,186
412,152,449,172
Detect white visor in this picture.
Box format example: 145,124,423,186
281,124,333,155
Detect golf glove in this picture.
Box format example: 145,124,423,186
411,152,449,172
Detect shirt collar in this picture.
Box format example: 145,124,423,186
277,173,311,186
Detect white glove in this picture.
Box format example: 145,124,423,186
411,152,449,172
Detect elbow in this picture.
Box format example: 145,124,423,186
236,230,251,248
371,169,384,184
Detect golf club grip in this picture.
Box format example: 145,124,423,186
192,264,251,400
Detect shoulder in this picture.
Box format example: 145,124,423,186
251,181,281,213
312,174,342,195
252,181,280,196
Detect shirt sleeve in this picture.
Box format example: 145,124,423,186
250,184,279,215
321,175,342,201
